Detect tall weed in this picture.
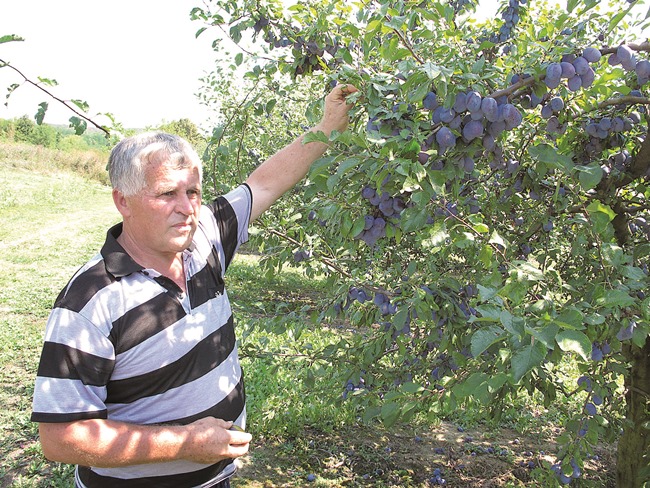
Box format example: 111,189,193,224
0,142,109,185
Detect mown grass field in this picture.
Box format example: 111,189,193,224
0,142,617,487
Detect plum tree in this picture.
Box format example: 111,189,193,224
193,0,650,485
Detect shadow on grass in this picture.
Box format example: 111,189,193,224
232,422,616,488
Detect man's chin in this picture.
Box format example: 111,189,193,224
168,230,195,252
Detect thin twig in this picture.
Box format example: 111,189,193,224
267,228,353,279
0,58,110,136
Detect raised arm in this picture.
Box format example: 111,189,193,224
245,83,357,221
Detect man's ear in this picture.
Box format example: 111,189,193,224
112,189,131,218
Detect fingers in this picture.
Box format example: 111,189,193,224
227,427,252,446
339,83,359,97
225,426,252,459
185,417,252,463
214,418,233,429
331,83,359,105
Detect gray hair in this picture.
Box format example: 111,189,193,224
108,132,203,196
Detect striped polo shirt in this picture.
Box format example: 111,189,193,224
31,184,252,487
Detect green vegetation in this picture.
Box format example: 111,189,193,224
194,0,650,484
0,146,118,487
0,116,114,152
0,142,620,487
0,114,206,157
4,0,649,482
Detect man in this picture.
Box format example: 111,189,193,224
31,83,357,487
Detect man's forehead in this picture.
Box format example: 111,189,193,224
145,160,201,186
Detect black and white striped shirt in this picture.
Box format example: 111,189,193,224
32,184,252,487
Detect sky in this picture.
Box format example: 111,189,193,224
0,0,217,129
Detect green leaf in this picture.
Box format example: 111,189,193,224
474,304,501,321
0,34,24,44
489,230,507,249
36,77,58,87
487,373,508,392
471,325,505,357
586,200,615,234
70,99,89,111
309,155,336,179
336,157,361,177
478,245,493,267
529,143,573,172
420,62,440,80
235,52,244,66
608,9,630,31
511,341,547,383
596,289,635,308
502,312,525,337
601,243,626,267
305,368,315,388
401,401,419,423
351,216,367,238
553,307,585,330
457,372,489,400
408,83,430,104
511,261,545,282
453,231,475,249
621,265,647,281
556,330,591,361
303,131,329,144
35,102,48,125
381,402,401,428
393,308,409,329
400,382,424,394
265,98,277,114
471,57,485,74
402,205,433,233
362,406,381,424
68,116,87,135
526,323,559,350
499,279,528,305
577,164,603,190
586,201,615,221
473,223,489,234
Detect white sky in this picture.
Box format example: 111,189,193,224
0,0,217,129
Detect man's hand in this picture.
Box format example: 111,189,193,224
245,82,359,221
183,417,252,465
314,83,359,136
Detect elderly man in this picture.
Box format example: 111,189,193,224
31,83,356,488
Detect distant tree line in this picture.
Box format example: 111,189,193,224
0,115,113,151
0,116,207,154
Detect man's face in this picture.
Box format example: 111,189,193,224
121,155,202,257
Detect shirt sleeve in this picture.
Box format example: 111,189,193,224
203,184,252,272
31,307,114,423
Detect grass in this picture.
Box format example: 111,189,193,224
0,151,118,487
0,141,618,487
0,142,109,185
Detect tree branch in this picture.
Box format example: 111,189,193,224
267,228,353,279
0,58,110,136
599,41,650,56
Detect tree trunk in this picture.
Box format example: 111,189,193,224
616,337,650,487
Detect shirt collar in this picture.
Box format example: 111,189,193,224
101,223,144,278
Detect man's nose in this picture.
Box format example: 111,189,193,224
176,193,197,214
